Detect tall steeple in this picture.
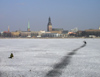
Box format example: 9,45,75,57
8,26,10,32
48,17,52,25
47,17,52,31
27,21,30,31
28,21,30,28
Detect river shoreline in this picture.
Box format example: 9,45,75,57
0,37,100,39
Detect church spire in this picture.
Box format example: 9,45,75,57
28,21,30,28
27,21,30,31
49,17,51,22
8,26,10,32
48,17,52,25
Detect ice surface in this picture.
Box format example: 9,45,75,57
0,38,100,77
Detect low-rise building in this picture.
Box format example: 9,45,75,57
11,31,20,37
41,33,62,38
31,31,39,37
85,29,100,37
20,31,31,37
3,31,11,37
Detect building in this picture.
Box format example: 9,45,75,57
47,17,52,31
41,33,62,38
68,32,76,37
11,31,20,37
20,31,31,37
31,31,39,37
62,30,69,37
76,29,100,37
70,28,78,32
52,28,63,31
3,26,11,37
46,17,69,37
47,17,64,34
85,29,100,37
76,31,85,37
20,21,32,37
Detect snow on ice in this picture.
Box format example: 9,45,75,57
0,38,100,77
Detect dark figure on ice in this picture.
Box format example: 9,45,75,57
9,53,14,59
83,41,87,44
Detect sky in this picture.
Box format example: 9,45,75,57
0,0,100,31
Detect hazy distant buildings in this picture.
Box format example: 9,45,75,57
46,17,69,37
0,17,100,38
47,17,64,34
20,21,38,38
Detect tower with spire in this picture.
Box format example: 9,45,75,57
8,26,10,32
27,21,30,32
47,17,52,31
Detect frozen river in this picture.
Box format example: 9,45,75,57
0,38,100,77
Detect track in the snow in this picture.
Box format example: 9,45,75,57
45,43,86,77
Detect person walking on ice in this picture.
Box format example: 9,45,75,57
83,41,87,44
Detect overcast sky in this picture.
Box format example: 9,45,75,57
0,0,100,31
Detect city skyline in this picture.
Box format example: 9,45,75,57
0,0,100,31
